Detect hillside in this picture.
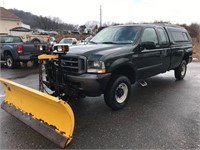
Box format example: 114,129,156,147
9,9,76,31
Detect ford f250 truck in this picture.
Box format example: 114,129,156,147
0,35,47,68
43,24,193,110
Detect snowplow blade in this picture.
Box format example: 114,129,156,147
0,77,74,148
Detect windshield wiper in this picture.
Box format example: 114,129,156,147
100,41,117,44
101,41,133,44
91,41,132,44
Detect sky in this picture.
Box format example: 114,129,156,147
1,0,199,25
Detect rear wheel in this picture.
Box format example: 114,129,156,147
33,60,39,67
20,61,28,68
31,38,41,43
104,75,131,110
5,55,15,69
174,60,187,80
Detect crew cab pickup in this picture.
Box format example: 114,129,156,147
43,24,193,110
0,35,47,68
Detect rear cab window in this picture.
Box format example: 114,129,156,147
167,27,191,43
171,31,190,42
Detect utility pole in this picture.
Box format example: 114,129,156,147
100,5,102,27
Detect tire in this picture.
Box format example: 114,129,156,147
20,61,28,67
174,60,187,80
33,60,39,67
31,38,41,43
5,55,15,69
104,75,131,110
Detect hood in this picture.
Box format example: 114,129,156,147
66,44,133,60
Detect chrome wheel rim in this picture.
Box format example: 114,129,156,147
181,63,186,76
115,83,128,103
6,58,12,67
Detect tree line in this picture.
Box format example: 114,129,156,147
9,9,76,31
10,9,200,39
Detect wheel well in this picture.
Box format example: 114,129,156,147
183,54,190,64
31,38,41,43
4,51,12,58
112,65,136,84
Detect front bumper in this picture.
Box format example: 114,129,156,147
65,73,111,96
45,72,111,97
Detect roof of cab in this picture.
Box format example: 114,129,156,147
112,23,185,30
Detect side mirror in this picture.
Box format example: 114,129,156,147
140,41,156,50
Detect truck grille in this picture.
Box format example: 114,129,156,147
60,55,86,74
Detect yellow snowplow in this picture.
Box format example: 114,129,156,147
0,48,75,148
0,77,74,148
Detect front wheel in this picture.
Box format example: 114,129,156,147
174,60,187,80
104,75,131,110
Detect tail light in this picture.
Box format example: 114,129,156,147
17,45,23,53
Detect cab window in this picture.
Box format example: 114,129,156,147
141,28,159,45
158,28,169,45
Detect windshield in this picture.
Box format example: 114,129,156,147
59,38,73,44
91,26,141,44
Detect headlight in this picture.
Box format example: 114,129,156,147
87,61,106,73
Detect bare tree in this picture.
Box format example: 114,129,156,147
36,16,51,30
103,21,116,27
178,23,200,38
85,20,99,29
188,23,200,38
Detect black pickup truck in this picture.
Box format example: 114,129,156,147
43,24,193,110
0,35,47,68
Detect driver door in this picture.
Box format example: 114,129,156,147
135,27,163,79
